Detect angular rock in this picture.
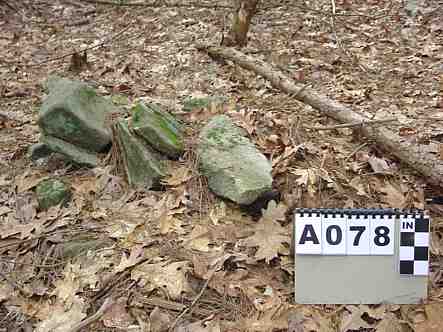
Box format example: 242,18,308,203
28,142,52,161
38,76,117,153
198,115,273,205
131,103,184,158
115,119,166,189
41,135,98,167
36,179,71,210
43,75,80,93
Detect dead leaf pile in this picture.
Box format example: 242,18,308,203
1,0,443,331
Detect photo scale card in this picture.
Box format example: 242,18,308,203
294,210,322,255
295,210,396,256
399,214,430,276
294,208,430,304
347,214,370,255
369,214,395,256
322,212,347,255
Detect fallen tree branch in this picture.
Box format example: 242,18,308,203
196,44,443,188
304,118,397,130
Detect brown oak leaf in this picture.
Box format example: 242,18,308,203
241,200,290,263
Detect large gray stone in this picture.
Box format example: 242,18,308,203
38,76,116,152
131,103,184,158
115,119,166,189
41,135,98,167
197,115,273,205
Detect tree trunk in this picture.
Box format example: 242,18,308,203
222,0,258,47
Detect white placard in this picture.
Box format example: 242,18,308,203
295,212,322,255
322,215,347,255
400,215,415,233
347,215,370,255
370,215,394,255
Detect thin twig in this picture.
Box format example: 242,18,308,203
67,297,114,332
0,0,18,12
14,24,132,68
292,84,309,98
0,257,65,268
130,308,148,331
282,1,378,18
168,267,217,331
325,304,346,317
0,270,32,297
79,0,232,9
345,142,369,162
423,116,443,121
304,118,397,131
92,242,158,303
329,0,368,72
64,18,91,27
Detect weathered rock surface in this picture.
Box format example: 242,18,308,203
115,119,166,189
38,76,116,153
36,178,71,210
28,142,52,161
198,115,273,205
41,135,98,167
131,103,184,158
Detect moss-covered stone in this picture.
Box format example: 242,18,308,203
131,103,184,158
198,115,272,205
38,76,117,153
36,179,71,210
115,119,166,189
41,135,98,167
43,75,75,93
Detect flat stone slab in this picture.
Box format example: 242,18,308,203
131,103,184,158
197,115,273,205
38,76,116,152
41,135,98,167
115,119,166,189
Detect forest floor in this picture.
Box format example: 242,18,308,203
0,0,442,331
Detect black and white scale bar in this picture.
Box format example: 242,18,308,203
399,214,430,276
